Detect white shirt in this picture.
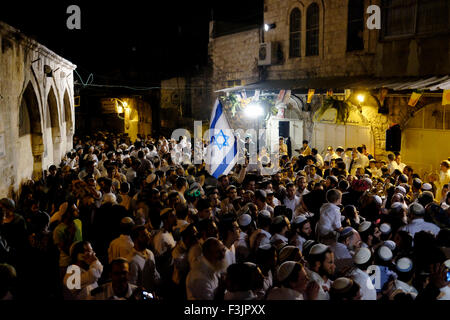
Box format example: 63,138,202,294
266,287,304,300
126,248,160,291
153,230,176,257
108,235,134,263
224,290,257,300
324,152,338,163
224,244,236,269
186,256,221,300
249,229,272,249
296,188,310,200
284,195,301,214
270,233,288,246
290,234,306,251
388,161,399,175
315,154,324,168
89,282,138,300
438,285,450,300
360,154,370,169
349,268,377,300
400,218,440,239
307,269,331,300
318,203,342,236
172,240,190,285
126,168,137,183
307,174,322,184
63,260,103,300
331,242,353,274
394,280,418,299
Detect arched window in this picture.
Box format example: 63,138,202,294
306,3,319,56
347,0,365,51
289,8,301,57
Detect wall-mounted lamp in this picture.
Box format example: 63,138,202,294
356,93,365,113
44,65,53,77
264,23,276,32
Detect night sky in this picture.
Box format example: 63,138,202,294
1,0,263,87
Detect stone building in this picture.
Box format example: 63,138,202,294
0,21,76,198
208,0,450,175
160,66,213,136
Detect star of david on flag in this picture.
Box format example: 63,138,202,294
206,99,238,179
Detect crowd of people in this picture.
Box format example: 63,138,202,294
0,132,449,301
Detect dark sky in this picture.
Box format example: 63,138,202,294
1,0,263,87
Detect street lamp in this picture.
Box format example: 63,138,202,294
264,23,276,32
244,102,264,118
244,102,265,157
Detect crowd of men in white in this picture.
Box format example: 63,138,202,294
0,134,449,301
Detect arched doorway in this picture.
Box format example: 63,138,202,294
63,90,73,137
18,82,44,180
46,87,61,165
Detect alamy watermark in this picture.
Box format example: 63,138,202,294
66,5,382,31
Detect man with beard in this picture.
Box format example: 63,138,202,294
126,225,160,293
172,223,199,299
90,258,138,300
306,244,336,300
152,208,177,291
283,183,301,215
63,241,103,300
295,175,309,200
346,247,377,300
331,227,360,274
186,237,227,300
289,216,312,251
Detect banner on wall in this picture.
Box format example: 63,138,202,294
282,90,291,104
408,92,422,107
307,89,315,103
378,88,388,105
276,90,286,104
442,89,450,105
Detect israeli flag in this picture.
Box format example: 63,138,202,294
207,99,238,179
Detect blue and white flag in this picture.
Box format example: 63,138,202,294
206,99,238,179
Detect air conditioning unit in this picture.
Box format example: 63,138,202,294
258,42,278,66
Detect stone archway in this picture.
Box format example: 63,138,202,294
46,87,61,165
18,82,44,180
63,90,73,137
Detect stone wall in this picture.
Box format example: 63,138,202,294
160,72,213,134
0,21,76,199
209,28,261,93
263,0,377,79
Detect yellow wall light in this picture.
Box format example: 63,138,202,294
357,94,365,103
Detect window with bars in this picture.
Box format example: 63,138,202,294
347,0,365,51
381,0,450,39
289,8,301,57
306,3,319,56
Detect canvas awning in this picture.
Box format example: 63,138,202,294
216,75,450,93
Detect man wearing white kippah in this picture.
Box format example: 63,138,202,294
186,238,227,300
266,261,319,300
400,203,440,239
306,244,335,300
347,248,376,300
